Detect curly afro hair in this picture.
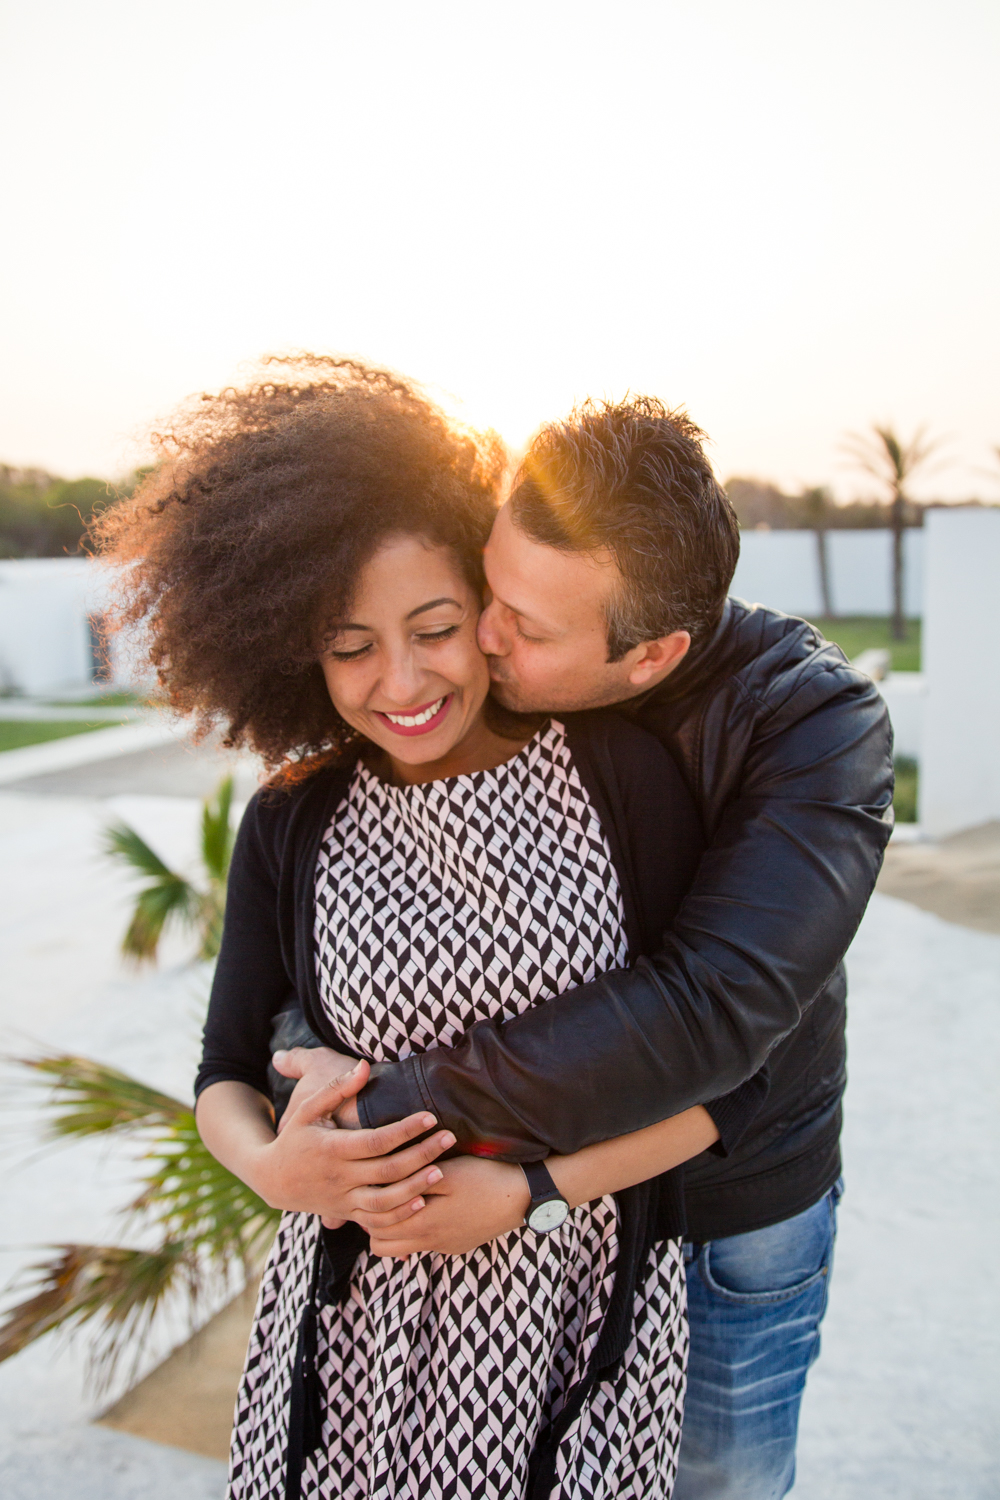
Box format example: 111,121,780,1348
95,355,505,769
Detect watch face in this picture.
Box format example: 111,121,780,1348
528,1196,569,1233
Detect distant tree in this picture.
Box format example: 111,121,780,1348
725,478,800,530
0,467,142,558
801,486,834,616
840,425,941,640
725,475,922,534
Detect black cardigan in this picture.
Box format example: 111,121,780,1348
196,713,768,1496
197,710,766,1161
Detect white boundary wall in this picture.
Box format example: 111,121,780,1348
878,673,925,760
919,508,1000,837
730,528,924,618
0,559,145,696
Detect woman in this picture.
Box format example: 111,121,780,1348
98,357,762,1500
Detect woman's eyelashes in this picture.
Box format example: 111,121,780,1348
417,624,460,646
327,625,461,662
327,643,372,661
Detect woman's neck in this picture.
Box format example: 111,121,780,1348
383,707,542,786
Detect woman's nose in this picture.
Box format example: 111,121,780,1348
379,650,425,705
477,599,508,656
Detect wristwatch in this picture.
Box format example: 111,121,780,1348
520,1160,570,1233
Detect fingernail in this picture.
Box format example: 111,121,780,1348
439,1133,455,1149
273,1050,287,1063
421,1114,437,1129
349,1060,364,1076
427,1167,443,1185
411,1198,425,1212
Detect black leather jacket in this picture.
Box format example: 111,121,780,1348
357,600,895,1238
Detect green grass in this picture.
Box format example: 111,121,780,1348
893,756,919,823
805,616,922,672
45,692,149,708
0,720,116,753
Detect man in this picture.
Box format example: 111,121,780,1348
279,397,893,1497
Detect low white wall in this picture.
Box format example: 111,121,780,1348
0,558,138,696
730,528,924,618
920,508,1000,837
878,672,924,760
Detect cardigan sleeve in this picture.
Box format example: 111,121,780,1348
194,793,298,1101
702,1071,769,1156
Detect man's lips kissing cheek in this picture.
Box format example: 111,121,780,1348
371,695,454,737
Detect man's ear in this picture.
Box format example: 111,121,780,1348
626,630,691,687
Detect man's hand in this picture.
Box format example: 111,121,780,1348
246,1061,454,1226
360,1156,531,1257
273,1046,361,1132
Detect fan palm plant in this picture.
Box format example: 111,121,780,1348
103,775,235,963
840,424,942,642
0,777,278,1392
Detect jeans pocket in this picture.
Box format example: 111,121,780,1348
699,1249,829,1306
696,1191,838,1307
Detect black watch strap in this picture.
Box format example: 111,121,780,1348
521,1160,570,1233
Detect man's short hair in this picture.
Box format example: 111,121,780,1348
509,397,740,661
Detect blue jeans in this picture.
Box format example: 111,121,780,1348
674,1180,842,1500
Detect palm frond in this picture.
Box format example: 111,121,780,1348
201,775,235,885
840,422,945,495
120,873,199,962
7,1051,277,1385
104,819,200,963
128,1112,280,1265
102,822,173,880
0,1241,193,1392
18,1054,189,1139
1,780,255,1389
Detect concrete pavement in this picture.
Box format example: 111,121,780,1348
0,736,997,1497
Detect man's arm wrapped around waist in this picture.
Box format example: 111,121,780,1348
356,671,894,1156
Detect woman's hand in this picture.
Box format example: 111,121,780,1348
353,1103,723,1255
196,1065,455,1230
360,1156,531,1257
273,1045,362,1132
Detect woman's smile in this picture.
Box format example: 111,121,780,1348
373,694,453,736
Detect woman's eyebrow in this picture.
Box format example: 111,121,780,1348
334,597,462,633
405,596,461,621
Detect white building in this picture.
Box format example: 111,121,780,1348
0,559,145,697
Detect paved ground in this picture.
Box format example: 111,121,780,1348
0,737,997,1497
878,820,1000,935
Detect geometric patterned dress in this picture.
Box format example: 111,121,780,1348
228,721,687,1500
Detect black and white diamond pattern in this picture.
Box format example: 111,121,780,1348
228,721,686,1500
313,720,628,1061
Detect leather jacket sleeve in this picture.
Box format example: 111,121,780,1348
356,666,894,1158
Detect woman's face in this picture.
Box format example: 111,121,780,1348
320,534,491,771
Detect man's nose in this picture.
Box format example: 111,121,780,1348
477,599,508,656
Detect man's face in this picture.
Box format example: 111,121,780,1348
478,504,689,713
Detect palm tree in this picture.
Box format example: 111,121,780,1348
0,777,277,1392
800,486,834,617
840,424,941,641
103,775,235,963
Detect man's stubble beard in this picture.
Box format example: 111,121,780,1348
486,659,637,715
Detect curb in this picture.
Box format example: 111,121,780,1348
0,720,186,786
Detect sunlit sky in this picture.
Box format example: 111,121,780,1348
2,0,997,500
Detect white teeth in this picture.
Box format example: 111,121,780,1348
383,696,446,728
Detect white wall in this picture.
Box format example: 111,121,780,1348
0,558,139,696
878,672,925,760
919,508,1000,837
730,528,924,618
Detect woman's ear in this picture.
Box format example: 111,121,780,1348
626,630,691,688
